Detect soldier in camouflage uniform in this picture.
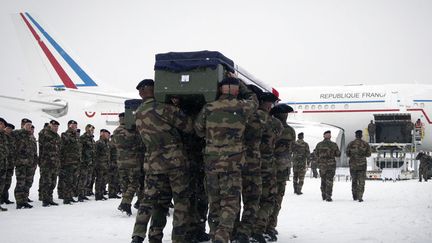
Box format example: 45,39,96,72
263,104,294,242
38,120,61,206
108,135,121,198
195,77,257,243
26,125,38,203
14,118,34,209
78,124,95,201
309,150,319,178
346,130,371,202
112,113,144,216
291,132,310,195
2,123,15,205
131,79,193,243
314,130,341,202
0,118,9,211
95,129,111,201
232,85,266,243
415,152,430,182
60,120,81,204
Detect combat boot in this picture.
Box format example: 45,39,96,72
133,201,140,209
63,199,72,205
3,199,14,204
0,205,7,211
16,202,33,209
2,192,14,204
195,230,211,242
265,229,278,242
118,203,132,216
234,232,250,243
70,197,78,203
27,198,34,203
49,201,59,206
251,233,266,243
82,196,90,200
326,197,333,202
109,194,121,199
358,198,364,202
78,196,85,202
42,201,50,207
353,194,358,201
131,236,144,243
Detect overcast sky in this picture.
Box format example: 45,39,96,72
1,0,432,90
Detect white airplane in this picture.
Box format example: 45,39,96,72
0,12,275,134
278,84,432,158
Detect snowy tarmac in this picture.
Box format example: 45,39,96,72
1,171,431,243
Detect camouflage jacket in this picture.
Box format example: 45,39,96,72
95,138,110,169
5,132,15,166
274,123,296,171
112,124,143,169
80,132,95,166
292,139,310,170
195,92,258,173
346,138,371,170
30,135,38,166
242,110,267,173
108,140,118,169
0,130,9,162
60,128,81,165
260,114,283,172
417,153,431,169
136,97,193,174
13,129,34,165
314,139,341,169
38,127,61,167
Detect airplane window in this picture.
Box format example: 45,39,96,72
414,103,418,107
344,104,349,109
324,105,329,109
298,105,302,110
420,103,425,108
305,105,309,110
318,105,322,110
331,105,335,109
311,105,316,110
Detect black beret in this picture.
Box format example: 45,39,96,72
270,104,294,115
247,84,263,96
0,117,6,125
119,112,125,118
355,130,363,135
68,120,77,125
219,77,240,86
6,123,15,129
50,120,60,126
100,129,109,134
136,79,154,90
298,132,304,138
260,92,279,103
21,118,32,124
324,130,331,135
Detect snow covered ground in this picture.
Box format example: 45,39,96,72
1,170,432,243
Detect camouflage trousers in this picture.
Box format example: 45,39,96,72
60,164,78,200
108,166,120,196
14,161,33,204
234,171,262,237
254,170,277,234
1,158,14,202
95,166,108,198
57,166,65,198
205,171,241,243
132,170,190,243
268,169,289,231
419,164,429,182
350,169,366,200
25,163,37,198
38,164,58,202
188,168,208,236
118,167,141,205
76,164,90,198
293,168,307,193
0,158,7,202
311,165,318,178
86,165,95,195
319,166,335,200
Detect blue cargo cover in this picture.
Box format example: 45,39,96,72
125,99,142,110
154,50,235,73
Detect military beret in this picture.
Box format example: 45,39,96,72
100,129,110,134
298,132,304,138
324,130,331,135
50,120,60,126
219,77,240,86
259,92,279,103
247,84,263,96
270,104,294,114
355,130,363,135
6,123,15,129
136,79,154,90
68,120,77,125
118,112,125,118
0,117,6,125
21,118,32,124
